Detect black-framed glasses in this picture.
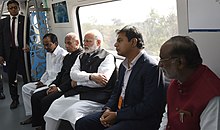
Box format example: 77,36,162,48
83,39,94,43
159,57,179,63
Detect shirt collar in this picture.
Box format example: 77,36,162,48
122,49,145,69
52,45,61,56
10,15,18,20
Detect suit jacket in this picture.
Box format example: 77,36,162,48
105,52,166,129
0,15,29,61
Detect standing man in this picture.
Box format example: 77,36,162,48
75,25,166,130
30,32,83,129
44,29,117,130
158,36,220,130
0,0,30,109
21,33,68,125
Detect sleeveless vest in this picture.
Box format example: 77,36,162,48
64,48,117,104
166,65,220,130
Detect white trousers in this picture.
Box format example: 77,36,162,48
22,82,48,116
44,95,104,130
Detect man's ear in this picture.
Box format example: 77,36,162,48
131,38,138,48
97,39,101,46
75,40,80,46
176,56,186,69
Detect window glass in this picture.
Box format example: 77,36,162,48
78,0,178,56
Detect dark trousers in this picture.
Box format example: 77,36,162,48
75,112,159,130
8,48,28,101
0,65,3,93
31,89,64,128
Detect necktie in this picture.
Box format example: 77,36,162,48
11,17,16,47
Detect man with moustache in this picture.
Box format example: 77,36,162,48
75,25,165,130
158,36,220,130
21,33,67,126
29,32,83,130
44,29,117,130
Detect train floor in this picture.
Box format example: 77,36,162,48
0,72,32,130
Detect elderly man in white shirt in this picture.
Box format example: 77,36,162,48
44,29,116,130
158,36,220,130
21,33,68,125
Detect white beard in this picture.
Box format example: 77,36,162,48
84,44,98,53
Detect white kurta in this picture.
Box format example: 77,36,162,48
44,95,104,130
22,45,67,116
44,53,115,130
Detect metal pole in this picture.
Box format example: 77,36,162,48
23,0,31,82
0,0,7,18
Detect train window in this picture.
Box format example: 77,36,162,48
78,0,178,57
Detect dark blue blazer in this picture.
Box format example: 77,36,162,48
0,15,29,61
105,52,166,129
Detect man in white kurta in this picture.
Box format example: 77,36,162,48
21,33,68,120
44,29,115,130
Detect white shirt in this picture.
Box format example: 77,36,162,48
120,50,145,99
159,96,220,130
70,52,115,88
10,15,19,47
40,45,68,86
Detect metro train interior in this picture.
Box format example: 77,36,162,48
0,0,220,129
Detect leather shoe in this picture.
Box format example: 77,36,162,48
35,126,42,130
10,100,19,109
0,92,5,99
20,116,32,125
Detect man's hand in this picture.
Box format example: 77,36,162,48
35,81,46,89
71,80,77,88
100,109,117,127
22,44,30,52
90,73,108,86
47,86,58,95
0,56,4,64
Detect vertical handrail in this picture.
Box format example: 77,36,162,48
23,0,31,82
0,0,7,19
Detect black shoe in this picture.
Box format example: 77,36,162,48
0,92,5,99
35,126,42,130
10,100,19,109
20,116,32,125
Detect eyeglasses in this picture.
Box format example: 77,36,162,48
83,39,93,43
159,57,179,63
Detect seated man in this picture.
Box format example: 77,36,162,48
75,25,166,130
30,32,83,129
44,29,117,130
158,36,220,130
21,33,68,125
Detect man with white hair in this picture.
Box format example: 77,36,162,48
44,29,117,130
30,32,83,130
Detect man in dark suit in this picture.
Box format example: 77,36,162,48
0,0,30,109
75,25,166,130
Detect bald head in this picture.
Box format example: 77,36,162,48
65,32,80,53
161,36,202,68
